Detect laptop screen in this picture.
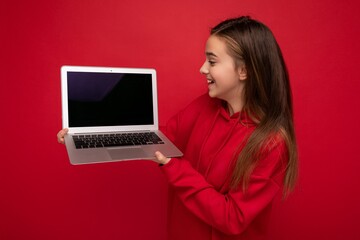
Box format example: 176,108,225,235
67,71,154,127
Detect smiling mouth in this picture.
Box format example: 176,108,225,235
207,79,215,84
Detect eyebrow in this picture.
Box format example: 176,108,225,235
205,52,218,58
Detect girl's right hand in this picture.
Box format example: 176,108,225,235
57,128,69,144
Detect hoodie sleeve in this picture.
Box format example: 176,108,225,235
160,140,287,236
165,94,213,152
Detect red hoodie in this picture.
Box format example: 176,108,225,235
160,94,287,240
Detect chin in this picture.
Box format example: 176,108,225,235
208,91,217,98
208,92,227,103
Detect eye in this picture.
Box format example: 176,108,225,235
208,60,216,66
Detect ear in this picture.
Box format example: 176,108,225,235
238,64,247,81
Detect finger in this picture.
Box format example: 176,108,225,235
57,132,65,144
155,151,171,165
155,151,164,160
57,128,68,144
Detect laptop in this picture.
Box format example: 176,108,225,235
61,65,183,165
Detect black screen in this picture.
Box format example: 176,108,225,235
67,72,154,127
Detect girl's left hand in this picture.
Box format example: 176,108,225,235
154,151,171,165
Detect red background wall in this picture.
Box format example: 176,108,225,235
1,0,360,239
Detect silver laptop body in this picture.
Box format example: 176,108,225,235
61,66,183,165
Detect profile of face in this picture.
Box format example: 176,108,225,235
200,35,247,103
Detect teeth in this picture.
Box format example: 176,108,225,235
207,79,215,84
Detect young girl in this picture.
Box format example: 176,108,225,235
58,16,298,240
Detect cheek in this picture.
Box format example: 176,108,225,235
211,68,238,84
210,68,226,80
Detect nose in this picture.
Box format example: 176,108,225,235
200,61,209,75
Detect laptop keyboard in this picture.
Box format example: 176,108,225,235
72,132,164,149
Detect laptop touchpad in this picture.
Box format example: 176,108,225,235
108,148,147,160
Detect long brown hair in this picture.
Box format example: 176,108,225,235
211,16,298,196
